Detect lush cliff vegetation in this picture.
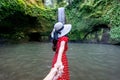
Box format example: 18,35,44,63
0,0,56,41
66,0,120,44
0,0,120,44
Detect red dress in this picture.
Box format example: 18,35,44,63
52,36,70,80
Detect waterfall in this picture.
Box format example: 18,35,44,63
58,7,65,24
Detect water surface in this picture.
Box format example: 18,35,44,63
0,42,120,80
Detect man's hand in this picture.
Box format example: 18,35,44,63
54,61,64,77
43,68,57,80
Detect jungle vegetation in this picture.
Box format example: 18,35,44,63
0,0,120,44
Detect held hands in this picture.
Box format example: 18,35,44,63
43,61,64,80
53,61,64,79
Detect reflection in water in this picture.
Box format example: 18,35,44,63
0,42,120,80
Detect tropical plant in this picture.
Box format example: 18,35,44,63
66,0,120,43
0,0,56,41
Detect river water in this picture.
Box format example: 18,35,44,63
0,42,120,80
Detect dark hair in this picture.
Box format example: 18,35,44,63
52,39,57,51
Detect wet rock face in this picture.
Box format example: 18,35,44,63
28,32,41,41
101,28,110,43
82,24,111,44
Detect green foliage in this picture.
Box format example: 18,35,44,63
110,27,120,41
0,0,55,20
0,0,25,20
0,0,119,43
66,0,120,43
0,0,56,41
102,0,120,42
109,1,120,42
0,32,26,43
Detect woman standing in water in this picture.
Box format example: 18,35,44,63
43,22,72,80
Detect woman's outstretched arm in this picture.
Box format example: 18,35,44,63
43,41,65,80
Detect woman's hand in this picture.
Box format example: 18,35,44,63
43,62,64,80
54,61,64,78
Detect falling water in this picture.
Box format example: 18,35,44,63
58,7,65,24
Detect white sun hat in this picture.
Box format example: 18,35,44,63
51,22,72,39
